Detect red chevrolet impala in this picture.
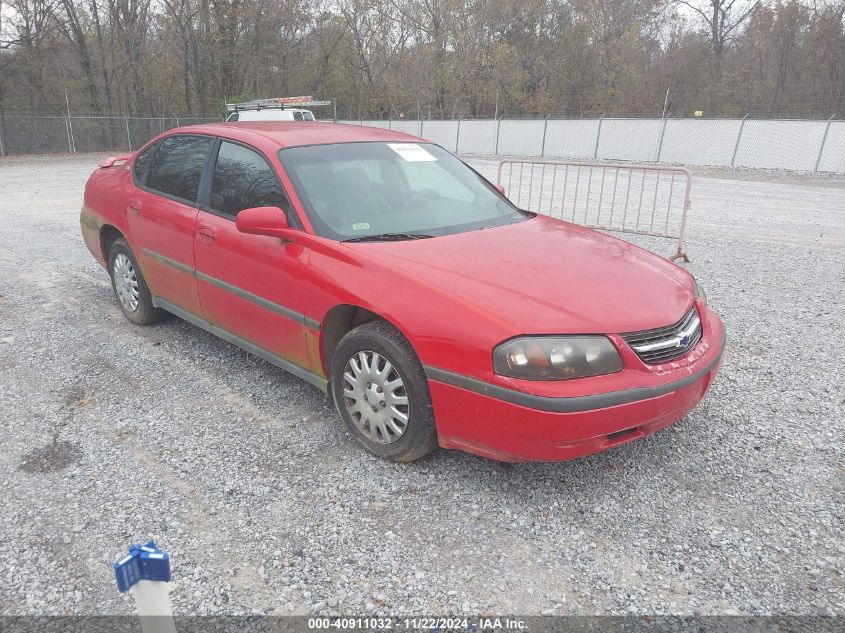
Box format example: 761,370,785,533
80,122,724,462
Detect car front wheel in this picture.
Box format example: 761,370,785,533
331,320,438,462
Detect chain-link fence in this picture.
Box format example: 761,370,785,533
1,113,842,173
0,115,220,156
340,115,844,173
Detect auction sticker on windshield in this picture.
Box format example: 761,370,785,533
387,143,437,162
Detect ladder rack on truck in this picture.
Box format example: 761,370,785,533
226,96,332,112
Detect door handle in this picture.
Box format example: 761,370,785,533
127,200,142,215
198,226,216,244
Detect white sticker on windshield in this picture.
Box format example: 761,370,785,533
387,143,437,162
352,222,370,231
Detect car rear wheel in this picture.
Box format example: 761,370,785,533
108,238,164,325
331,320,438,462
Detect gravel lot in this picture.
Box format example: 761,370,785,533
1,154,843,617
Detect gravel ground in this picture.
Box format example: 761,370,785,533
0,153,843,617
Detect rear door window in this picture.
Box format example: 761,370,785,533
210,141,289,218
145,135,214,203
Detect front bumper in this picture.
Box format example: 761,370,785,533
427,311,725,462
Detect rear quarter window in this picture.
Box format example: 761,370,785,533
133,142,158,184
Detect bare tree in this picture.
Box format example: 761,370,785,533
676,0,761,73
0,0,842,118
53,0,101,111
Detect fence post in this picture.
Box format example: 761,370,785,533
64,116,74,153
494,114,504,155
455,115,463,153
731,113,750,167
814,114,836,172
593,114,605,159
420,118,425,138
64,89,77,153
388,117,392,130
656,115,669,162
0,117,5,157
540,114,550,157
70,118,77,153
125,116,132,151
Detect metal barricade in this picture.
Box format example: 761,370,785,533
497,159,692,262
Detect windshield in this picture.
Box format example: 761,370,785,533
277,142,525,240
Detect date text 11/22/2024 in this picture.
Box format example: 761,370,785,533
307,617,529,630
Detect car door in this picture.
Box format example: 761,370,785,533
193,139,312,370
130,134,214,316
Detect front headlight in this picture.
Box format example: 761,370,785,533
694,279,708,306
493,336,623,381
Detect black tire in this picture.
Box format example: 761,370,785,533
330,320,438,462
108,238,165,325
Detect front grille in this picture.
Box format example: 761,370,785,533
622,306,702,365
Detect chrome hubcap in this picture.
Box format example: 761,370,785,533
342,351,409,444
113,253,139,312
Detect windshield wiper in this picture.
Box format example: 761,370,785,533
343,232,434,243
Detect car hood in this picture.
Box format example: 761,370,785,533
343,215,694,334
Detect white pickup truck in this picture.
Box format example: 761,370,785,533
226,108,315,122
226,96,328,122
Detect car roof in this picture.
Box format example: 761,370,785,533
172,121,423,149
236,107,310,112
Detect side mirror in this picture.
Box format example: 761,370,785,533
235,206,293,239
495,184,506,196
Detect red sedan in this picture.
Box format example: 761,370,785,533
80,122,724,462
